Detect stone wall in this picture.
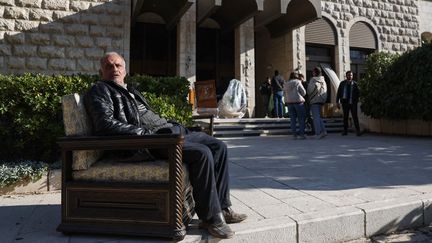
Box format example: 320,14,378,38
321,0,420,53
0,0,130,75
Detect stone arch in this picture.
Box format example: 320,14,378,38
346,17,381,51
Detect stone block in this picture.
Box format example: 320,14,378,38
48,58,66,70
4,7,29,20
359,199,423,237
64,24,88,35
292,207,364,243
106,27,123,38
105,3,123,15
52,35,74,46
39,46,65,58
65,47,84,58
95,37,111,48
81,14,100,25
112,39,123,49
0,0,14,6
89,25,105,36
42,0,69,11
28,33,51,45
89,2,106,14
53,11,79,23
4,31,25,44
39,22,63,34
13,45,37,57
0,19,15,31
0,44,11,55
16,0,42,8
69,1,90,12
8,56,26,69
26,57,47,70
76,36,93,47
29,9,53,21
85,48,103,59
15,20,40,32
77,59,95,72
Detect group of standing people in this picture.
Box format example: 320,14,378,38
283,67,328,139
260,67,362,139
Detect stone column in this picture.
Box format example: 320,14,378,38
235,18,255,118
177,3,196,87
292,27,306,75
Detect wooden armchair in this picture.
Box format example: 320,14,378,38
56,94,195,241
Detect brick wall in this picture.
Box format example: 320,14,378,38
0,0,130,74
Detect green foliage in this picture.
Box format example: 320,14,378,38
359,44,432,120
127,75,190,100
127,75,192,125
0,73,192,162
0,160,48,188
0,74,96,162
144,92,192,126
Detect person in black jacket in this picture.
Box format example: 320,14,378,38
336,70,361,136
84,52,246,239
271,70,285,118
259,77,272,118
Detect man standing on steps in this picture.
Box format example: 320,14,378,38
336,70,361,136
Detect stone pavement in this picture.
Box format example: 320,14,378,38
1,133,432,243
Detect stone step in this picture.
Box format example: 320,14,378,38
211,117,345,137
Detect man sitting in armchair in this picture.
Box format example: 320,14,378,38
84,52,247,239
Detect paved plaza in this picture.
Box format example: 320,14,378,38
1,133,432,242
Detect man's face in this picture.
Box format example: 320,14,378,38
346,72,353,81
100,54,126,85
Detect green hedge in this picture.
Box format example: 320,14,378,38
359,44,432,121
0,74,192,163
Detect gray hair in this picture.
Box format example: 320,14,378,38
100,51,125,67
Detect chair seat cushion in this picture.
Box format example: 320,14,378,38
72,159,188,183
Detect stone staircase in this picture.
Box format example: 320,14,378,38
211,117,345,137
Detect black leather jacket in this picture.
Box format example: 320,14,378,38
84,80,155,136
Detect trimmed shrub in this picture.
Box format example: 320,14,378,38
359,44,432,121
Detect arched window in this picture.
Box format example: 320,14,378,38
349,21,377,81
305,17,337,103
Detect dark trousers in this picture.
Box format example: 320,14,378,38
182,132,231,221
342,103,360,133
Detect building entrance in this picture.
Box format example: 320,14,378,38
196,28,234,101
130,22,177,76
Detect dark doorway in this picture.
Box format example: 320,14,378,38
196,28,235,101
130,22,177,76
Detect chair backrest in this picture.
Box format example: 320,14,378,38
62,93,101,170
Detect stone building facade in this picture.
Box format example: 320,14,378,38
0,0,130,74
0,0,430,117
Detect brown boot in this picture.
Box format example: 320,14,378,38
222,207,248,224
199,213,234,239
